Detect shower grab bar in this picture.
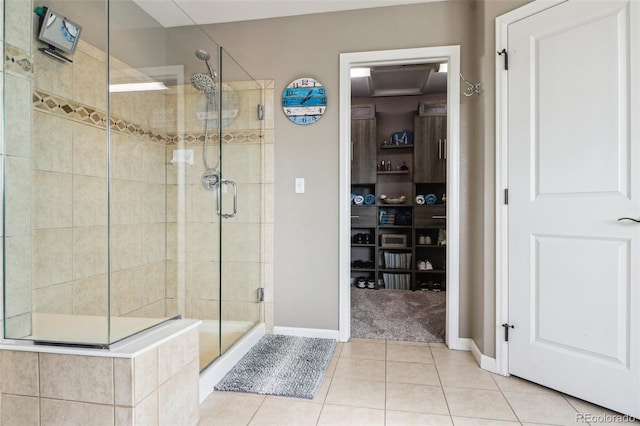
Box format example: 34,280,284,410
217,177,238,219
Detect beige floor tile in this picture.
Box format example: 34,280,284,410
325,358,338,378
386,361,440,386
386,382,449,415
502,391,578,425
340,341,386,360
387,340,431,347
431,348,478,368
563,394,640,423
349,337,385,344
452,417,521,426
387,410,453,426
430,342,448,348
437,365,498,390
248,398,322,426
387,343,434,364
444,387,517,421
491,373,557,394
199,392,265,426
324,378,386,409
333,358,386,382
317,404,385,426
265,377,330,404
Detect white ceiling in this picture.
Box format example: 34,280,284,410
133,0,440,27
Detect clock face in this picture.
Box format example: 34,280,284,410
282,77,327,125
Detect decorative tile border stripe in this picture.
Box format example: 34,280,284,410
32,89,262,145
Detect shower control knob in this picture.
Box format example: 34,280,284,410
202,170,220,191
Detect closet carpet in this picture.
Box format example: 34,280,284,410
351,287,445,342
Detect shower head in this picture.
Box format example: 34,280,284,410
195,49,217,80
195,49,210,61
191,73,216,93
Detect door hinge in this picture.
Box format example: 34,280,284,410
257,104,265,120
257,287,265,302
504,188,509,205
501,323,515,341
497,49,508,70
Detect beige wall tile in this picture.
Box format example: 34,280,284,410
190,223,219,262
72,122,107,177
40,398,114,426
33,282,73,314
221,301,260,323
40,353,114,404
110,267,144,316
143,223,166,264
1,350,39,396
111,225,143,272
142,262,166,306
115,406,134,426
5,0,32,53
111,179,145,225
134,390,159,426
73,226,108,279
4,73,31,159
158,359,199,426
72,274,108,315
33,48,73,99
114,358,133,406
134,347,158,404
72,175,108,227
1,394,39,426
33,229,73,289
143,142,167,184
221,223,260,263
111,133,144,182
221,261,259,302
4,236,32,317
222,143,261,184
72,50,107,111
32,111,73,173
32,171,73,229
5,156,31,236
188,261,220,300
190,299,219,321
158,329,198,385
4,312,32,339
143,183,166,223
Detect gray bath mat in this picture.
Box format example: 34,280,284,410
214,334,336,399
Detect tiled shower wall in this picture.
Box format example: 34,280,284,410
0,0,274,339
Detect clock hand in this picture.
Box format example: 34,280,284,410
301,89,313,104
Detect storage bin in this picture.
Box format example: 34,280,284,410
383,252,412,269
382,273,411,290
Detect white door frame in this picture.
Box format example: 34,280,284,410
494,0,568,375
339,46,463,349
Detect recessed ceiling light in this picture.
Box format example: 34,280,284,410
109,81,168,93
351,67,371,78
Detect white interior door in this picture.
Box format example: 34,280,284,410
508,0,639,416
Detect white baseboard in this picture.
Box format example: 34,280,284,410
449,336,472,351
470,339,498,374
273,326,340,340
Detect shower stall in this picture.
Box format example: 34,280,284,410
1,0,272,373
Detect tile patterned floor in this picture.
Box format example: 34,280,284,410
199,339,637,425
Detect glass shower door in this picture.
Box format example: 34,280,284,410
218,47,263,353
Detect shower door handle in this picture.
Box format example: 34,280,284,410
218,178,238,219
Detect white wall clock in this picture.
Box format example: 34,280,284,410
282,77,327,125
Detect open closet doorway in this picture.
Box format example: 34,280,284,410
339,46,465,350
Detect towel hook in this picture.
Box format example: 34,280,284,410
459,72,481,96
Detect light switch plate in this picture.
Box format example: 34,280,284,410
295,178,305,193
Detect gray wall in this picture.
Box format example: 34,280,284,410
202,0,528,354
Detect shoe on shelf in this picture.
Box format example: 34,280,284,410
417,260,426,270
420,281,432,291
366,278,376,289
425,260,434,270
356,277,366,288
363,260,375,269
363,233,372,244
